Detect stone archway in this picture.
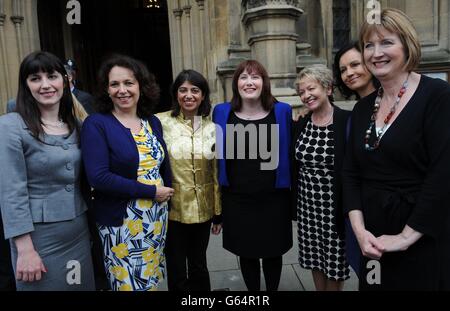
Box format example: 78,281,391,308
37,0,173,111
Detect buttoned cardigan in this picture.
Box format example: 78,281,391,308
81,112,172,226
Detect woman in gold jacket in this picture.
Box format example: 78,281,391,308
156,69,221,291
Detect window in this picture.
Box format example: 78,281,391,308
333,0,350,53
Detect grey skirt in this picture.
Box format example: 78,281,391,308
10,213,95,291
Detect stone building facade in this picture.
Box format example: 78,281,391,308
0,0,449,113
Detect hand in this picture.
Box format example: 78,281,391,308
376,234,409,253
155,186,175,202
377,226,423,253
292,107,310,121
211,223,222,235
16,248,47,282
355,229,385,260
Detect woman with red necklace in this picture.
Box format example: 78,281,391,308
343,8,450,290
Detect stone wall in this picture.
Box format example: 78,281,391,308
0,0,40,113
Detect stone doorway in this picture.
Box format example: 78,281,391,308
37,0,173,112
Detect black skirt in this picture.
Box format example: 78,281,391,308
222,188,293,258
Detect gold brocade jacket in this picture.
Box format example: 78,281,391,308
156,111,221,224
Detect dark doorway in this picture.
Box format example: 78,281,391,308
38,0,173,112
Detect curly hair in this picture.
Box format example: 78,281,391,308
95,54,160,118
170,69,211,118
16,51,78,141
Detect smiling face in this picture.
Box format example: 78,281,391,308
177,81,204,117
363,27,407,79
297,76,332,112
27,71,64,106
339,48,373,96
237,69,263,102
26,71,64,107
108,66,140,113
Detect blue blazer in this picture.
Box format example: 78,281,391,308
81,113,172,226
212,102,292,189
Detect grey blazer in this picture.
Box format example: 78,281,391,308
0,113,87,239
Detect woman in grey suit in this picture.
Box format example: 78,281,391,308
0,51,95,290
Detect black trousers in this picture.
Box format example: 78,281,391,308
166,220,212,291
0,213,15,291
239,256,282,291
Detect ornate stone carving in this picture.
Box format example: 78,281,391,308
242,0,301,10
173,8,183,19
0,13,6,26
183,5,192,17
195,0,205,10
10,15,24,25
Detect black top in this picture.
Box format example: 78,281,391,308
221,110,293,257
343,75,450,238
342,75,450,289
225,110,276,193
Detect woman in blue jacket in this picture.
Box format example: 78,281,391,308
213,60,292,291
81,54,173,291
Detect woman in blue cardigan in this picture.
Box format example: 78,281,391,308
213,60,293,291
81,54,173,291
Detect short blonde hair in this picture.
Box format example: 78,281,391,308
295,64,334,102
296,64,334,91
359,8,421,72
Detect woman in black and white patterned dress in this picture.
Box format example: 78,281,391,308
291,65,351,291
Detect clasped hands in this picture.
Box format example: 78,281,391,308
356,229,412,260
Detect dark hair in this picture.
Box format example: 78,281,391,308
333,41,380,100
63,64,75,77
16,51,78,140
170,69,211,117
230,60,277,111
96,54,160,118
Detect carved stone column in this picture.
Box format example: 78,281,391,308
11,0,24,60
173,8,184,72
0,3,12,105
195,0,206,74
182,5,193,69
242,0,303,98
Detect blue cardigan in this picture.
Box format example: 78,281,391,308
81,113,172,226
212,102,291,189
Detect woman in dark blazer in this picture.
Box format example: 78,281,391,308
81,54,173,291
292,65,350,291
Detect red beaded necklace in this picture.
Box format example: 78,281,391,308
364,74,410,151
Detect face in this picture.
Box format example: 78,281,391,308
363,28,406,79
339,48,373,94
108,66,140,112
26,71,64,107
237,69,263,101
177,81,204,116
297,77,332,112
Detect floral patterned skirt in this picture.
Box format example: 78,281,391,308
98,199,168,291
